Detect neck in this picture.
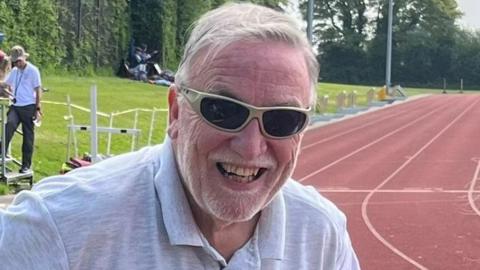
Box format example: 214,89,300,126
186,193,260,262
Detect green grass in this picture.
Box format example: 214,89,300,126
317,82,378,112
8,75,169,182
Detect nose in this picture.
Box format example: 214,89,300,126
230,118,268,159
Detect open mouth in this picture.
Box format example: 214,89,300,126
216,162,267,183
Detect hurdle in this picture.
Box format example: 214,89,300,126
65,85,142,163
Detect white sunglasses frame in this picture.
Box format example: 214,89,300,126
179,86,312,139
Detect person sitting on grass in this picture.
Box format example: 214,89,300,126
0,3,360,269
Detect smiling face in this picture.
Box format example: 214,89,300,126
169,41,311,223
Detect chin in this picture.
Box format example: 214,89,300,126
204,193,264,222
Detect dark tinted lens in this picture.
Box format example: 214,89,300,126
200,98,249,129
263,109,307,137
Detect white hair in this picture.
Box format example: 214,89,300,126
175,2,319,106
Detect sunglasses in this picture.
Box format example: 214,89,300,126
179,87,311,139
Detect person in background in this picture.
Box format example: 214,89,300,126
0,50,12,98
0,50,10,80
3,45,42,173
0,3,360,269
129,44,158,81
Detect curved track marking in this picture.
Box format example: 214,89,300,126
298,103,447,182
361,98,480,270
468,159,480,216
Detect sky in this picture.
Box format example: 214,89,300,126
287,0,480,30
457,0,480,29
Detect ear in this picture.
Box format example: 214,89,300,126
167,84,179,139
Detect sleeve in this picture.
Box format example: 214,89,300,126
33,67,42,88
5,70,13,85
0,191,69,270
336,216,361,270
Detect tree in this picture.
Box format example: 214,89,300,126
299,0,370,83
175,0,212,69
1,0,64,70
0,0,15,51
130,0,163,58
449,30,480,88
160,0,177,69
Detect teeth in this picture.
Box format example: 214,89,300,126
221,163,260,179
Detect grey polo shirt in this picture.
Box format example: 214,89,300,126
0,138,360,269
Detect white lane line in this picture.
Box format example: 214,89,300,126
361,98,480,270
337,199,467,207
298,103,447,182
303,110,403,150
302,98,434,151
316,188,477,194
467,159,480,216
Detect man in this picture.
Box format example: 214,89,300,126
0,3,360,269
3,45,42,173
129,44,158,81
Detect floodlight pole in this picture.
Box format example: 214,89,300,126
76,0,82,43
385,0,393,95
307,0,314,44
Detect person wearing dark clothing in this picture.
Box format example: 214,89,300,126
4,45,42,173
129,44,158,81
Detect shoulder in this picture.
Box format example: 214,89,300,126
32,144,166,211
1,144,169,268
280,180,360,268
5,68,17,81
25,62,40,74
282,179,347,232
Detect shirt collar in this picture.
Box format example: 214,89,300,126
154,137,204,247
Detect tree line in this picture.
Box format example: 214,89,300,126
0,0,284,75
301,0,480,89
0,0,478,89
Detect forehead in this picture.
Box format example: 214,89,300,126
189,41,311,107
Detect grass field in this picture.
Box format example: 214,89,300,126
0,75,476,194
8,76,170,184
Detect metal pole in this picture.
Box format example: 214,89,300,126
95,0,100,69
1,102,6,182
385,0,393,95
90,85,98,162
307,0,314,44
77,0,82,43
66,95,78,157
460,78,463,93
131,110,139,151
106,112,113,155
147,109,156,146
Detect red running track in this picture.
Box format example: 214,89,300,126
293,94,480,270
